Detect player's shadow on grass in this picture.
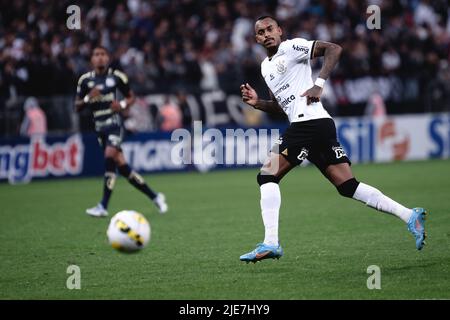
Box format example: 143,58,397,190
383,260,446,272
238,263,293,274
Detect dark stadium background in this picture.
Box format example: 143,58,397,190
1,0,449,136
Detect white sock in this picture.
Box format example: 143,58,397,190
353,182,412,223
260,182,281,246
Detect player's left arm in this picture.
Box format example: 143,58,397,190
110,89,135,113
110,70,136,112
301,40,342,105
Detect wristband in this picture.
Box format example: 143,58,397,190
314,78,326,88
83,95,90,103
119,100,127,110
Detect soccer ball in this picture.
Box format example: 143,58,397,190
107,210,151,252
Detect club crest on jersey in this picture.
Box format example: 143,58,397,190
297,147,309,161
276,59,287,74
106,77,116,87
332,146,347,159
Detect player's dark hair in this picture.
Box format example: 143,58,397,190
92,45,109,56
256,15,280,27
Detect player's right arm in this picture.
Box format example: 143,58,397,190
240,83,284,114
74,76,101,112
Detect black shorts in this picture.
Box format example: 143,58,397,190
272,118,351,172
97,126,124,151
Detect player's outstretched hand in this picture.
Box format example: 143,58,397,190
110,100,121,112
301,85,322,105
240,83,258,107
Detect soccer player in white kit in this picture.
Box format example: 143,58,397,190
239,16,428,263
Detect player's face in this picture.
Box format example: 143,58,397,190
255,18,282,49
91,48,110,70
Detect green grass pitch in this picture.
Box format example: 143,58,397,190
1,159,449,299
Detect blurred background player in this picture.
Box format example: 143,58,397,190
75,46,168,217
158,95,183,132
19,97,47,137
239,16,427,263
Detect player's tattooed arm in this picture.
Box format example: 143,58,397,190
240,83,284,114
301,40,342,105
312,40,343,81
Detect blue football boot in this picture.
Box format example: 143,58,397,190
240,243,283,263
407,208,428,250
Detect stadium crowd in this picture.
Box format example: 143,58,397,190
0,0,449,134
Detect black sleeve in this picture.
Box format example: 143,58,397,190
310,40,316,60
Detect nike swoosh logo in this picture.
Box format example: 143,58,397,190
415,220,423,231
255,251,270,259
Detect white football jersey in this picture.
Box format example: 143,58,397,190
261,38,331,123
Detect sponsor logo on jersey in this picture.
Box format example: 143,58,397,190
89,92,115,103
277,94,296,109
273,83,290,96
292,44,309,55
93,109,114,118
